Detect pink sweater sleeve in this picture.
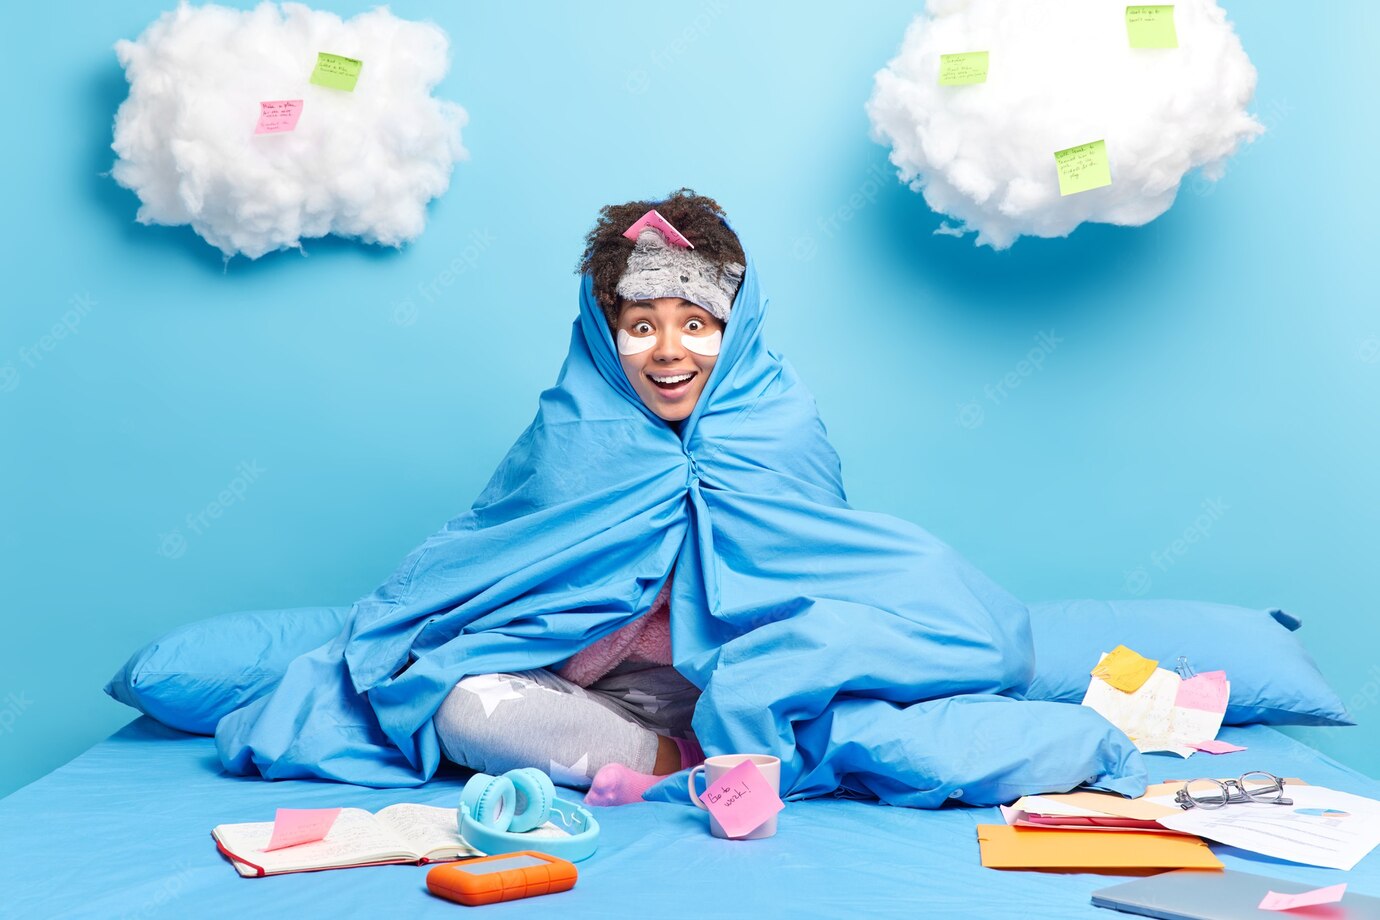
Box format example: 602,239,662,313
556,573,673,688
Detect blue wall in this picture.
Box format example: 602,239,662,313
2,0,1376,798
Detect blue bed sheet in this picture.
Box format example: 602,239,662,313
2,719,1376,919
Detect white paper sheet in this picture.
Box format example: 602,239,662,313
1080,658,1228,758
1150,784,1380,870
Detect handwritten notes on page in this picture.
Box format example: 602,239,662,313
939,52,989,85
1081,650,1230,757
265,807,341,851
1126,6,1178,49
310,52,363,92
255,100,303,135
1055,140,1112,196
697,759,784,839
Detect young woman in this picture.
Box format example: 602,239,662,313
432,191,748,805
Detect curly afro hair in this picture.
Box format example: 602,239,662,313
576,188,745,332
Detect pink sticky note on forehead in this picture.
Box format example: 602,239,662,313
255,99,303,135
622,209,694,249
1190,739,1247,755
264,807,340,851
1175,671,1229,712
1259,883,1346,911
697,759,784,839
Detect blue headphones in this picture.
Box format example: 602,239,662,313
458,768,600,863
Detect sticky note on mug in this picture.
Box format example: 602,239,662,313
264,807,340,851
255,99,303,135
310,52,363,91
1126,6,1178,48
1090,644,1157,693
697,759,784,839
939,51,988,85
1054,140,1112,196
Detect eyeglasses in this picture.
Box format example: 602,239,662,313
1175,771,1292,810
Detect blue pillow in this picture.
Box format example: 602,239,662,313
105,605,351,735
1026,599,1352,726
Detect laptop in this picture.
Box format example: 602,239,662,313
1092,869,1380,919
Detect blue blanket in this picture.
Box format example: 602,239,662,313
217,250,1146,805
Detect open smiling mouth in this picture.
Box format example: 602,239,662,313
647,371,697,394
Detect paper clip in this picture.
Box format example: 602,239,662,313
1174,656,1197,679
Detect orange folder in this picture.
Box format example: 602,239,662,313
976,825,1223,871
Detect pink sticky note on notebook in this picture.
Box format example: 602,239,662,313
1190,739,1247,755
697,759,784,838
255,99,303,134
1259,882,1346,911
1175,671,1229,712
621,208,694,248
264,807,340,851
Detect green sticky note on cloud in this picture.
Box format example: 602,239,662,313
939,51,988,85
1054,140,1112,196
310,52,363,91
1126,6,1178,48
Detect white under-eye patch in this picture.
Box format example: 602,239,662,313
617,329,657,355
682,329,722,356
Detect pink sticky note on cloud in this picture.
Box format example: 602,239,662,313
1190,739,1247,755
264,807,340,851
1176,671,1229,712
1259,883,1346,911
255,99,303,135
621,209,694,249
697,759,784,838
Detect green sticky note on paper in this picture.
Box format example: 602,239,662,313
1126,6,1178,48
939,51,988,85
1054,140,1112,196
310,52,363,91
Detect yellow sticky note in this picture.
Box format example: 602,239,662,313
310,52,363,92
1054,140,1112,196
1091,645,1159,693
939,51,988,86
1126,6,1178,49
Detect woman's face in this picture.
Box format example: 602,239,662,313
615,297,724,422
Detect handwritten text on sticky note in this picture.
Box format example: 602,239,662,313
310,52,363,92
255,100,303,135
264,807,340,851
1126,6,1178,48
1091,644,1157,693
1176,671,1228,712
939,52,988,86
698,760,784,838
1055,140,1112,196
1259,883,1346,912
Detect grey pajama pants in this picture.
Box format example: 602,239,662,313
431,660,701,789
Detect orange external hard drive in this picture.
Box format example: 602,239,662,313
426,850,578,906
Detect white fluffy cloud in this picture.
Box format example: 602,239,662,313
866,0,1263,249
111,2,467,259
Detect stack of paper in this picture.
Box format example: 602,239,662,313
981,783,1224,870
1080,646,1230,757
